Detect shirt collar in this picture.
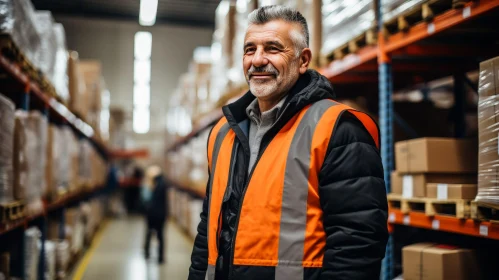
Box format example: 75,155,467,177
246,96,286,126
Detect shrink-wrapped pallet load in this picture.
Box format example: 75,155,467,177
0,94,15,204
477,57,499,205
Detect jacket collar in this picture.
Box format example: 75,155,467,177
223,69,336,126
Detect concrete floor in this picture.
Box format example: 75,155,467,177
77,216,193,280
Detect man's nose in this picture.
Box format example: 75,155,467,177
251,48,268,68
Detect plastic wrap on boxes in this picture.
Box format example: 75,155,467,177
55,240,70,279
46,125,64,199
0,0,41,66
0,94,15,203
58,127,73,191
52,23,69,102
321,0,424,57
26,112,47,202
25,227,41,280
477,57,499,205
13,111,28,201
34,11,57,82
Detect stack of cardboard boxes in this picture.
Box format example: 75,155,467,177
403,243,479,280
476,57,499,205
392,138,478,200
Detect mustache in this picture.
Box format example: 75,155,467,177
247,65,279,78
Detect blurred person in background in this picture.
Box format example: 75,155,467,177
124,165,144,214
188,5,388,280
143,165,169,264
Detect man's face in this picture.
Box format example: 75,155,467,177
243,20,303,100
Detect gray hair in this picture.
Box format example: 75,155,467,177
248,5,309,55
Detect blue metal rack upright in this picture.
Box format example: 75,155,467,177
377,0,394,279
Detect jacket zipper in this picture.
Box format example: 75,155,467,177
228,104,291,279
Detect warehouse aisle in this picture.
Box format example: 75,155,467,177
76,216,193,280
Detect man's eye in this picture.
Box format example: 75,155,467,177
269,47,280,52
245,48,255,54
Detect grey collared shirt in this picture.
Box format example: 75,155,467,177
245,97,286,174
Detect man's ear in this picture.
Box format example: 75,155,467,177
299,48,312,74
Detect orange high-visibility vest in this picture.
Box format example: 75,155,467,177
205,99,379,279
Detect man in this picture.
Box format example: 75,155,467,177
143,165,169,264
189,5,388,280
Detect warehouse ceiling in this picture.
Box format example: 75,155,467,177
31,0,222,28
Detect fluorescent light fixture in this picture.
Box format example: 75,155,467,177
134,32,152,59
133,107,150,134
134,59,151,84
133,84,151,107
139,0,158,26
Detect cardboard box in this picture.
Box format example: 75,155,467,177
403,243,479,280
79,60,102,112
401,173,476,198
395,138,478,173
427,184,477,200
391,171,402,194
68,51,88,118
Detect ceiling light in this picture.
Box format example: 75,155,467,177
139,0,158,26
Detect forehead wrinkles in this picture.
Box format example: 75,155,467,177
245,22,294,45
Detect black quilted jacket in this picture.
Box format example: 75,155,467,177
188,70,388,280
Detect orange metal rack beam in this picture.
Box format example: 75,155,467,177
389,209,499,240
110,149,150,159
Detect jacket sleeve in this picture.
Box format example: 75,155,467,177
318,113,389,280
188,179,210,280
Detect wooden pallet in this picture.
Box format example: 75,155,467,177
0,201,26,223
388,194,471,219
326,28,377,61
383,0,457,36
471,201,499,223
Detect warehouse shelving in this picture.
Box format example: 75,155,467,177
0,36,110,279
320,1,499,279
319,0,499,98
0,54,109,159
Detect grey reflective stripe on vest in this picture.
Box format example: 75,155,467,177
276,99,337,280
205,123,230,280
205,264,216,280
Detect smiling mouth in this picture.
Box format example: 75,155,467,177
250,73,276,79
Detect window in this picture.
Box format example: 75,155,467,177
133,31,152,134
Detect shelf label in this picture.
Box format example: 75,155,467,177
437,184,448,200
432,220,440,230
389,213,396,223
403,215,410,225
428,23,435,34
402,175,414,198
480,225,489,236
463,6,471,19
